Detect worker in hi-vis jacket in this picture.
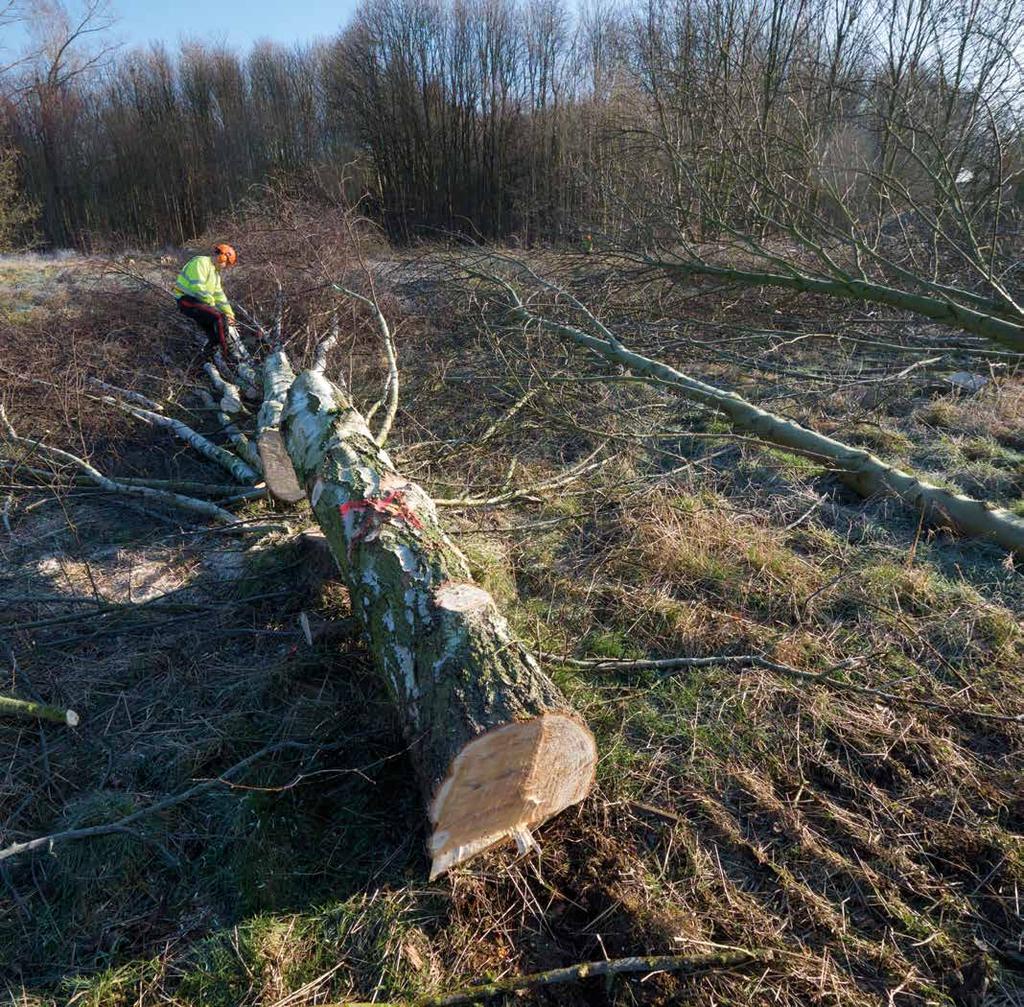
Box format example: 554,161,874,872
173,243,239,356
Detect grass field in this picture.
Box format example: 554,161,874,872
1,237,1022,1006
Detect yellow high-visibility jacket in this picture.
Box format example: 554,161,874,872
172,255,235,319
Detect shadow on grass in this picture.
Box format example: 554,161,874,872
0,508,427,1001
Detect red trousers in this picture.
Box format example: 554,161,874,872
177,296,228,355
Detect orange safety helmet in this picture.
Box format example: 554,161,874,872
212,243,237,267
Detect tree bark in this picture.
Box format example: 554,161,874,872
280,367,596,879
257,349,304,503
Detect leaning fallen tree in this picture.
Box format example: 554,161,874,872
473,263,1024,554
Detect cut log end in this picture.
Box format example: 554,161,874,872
435,581,494,613
257,430,305,503
427,712,597,880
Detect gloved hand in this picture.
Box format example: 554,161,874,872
227,322,240,342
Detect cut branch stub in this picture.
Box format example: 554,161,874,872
281,368,596,879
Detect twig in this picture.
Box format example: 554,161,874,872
478,386,539,445
332,283,399,447
0,739,323,862
339,950,770,1007
434,444,609,507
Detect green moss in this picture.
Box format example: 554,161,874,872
975,606,1021,653
961,437,1000,461
761,446,823,474
172,893,435,1007
582,629,638,659
847,422,913,455
916,399,961,428
61,960,166,1007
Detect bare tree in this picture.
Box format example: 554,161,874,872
10,0,118,244
617,0,1024,348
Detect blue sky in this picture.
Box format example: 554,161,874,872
109,0,358,50
5,0,359,55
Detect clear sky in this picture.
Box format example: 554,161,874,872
112,0,358,50
5,0,359,55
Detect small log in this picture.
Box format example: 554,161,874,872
0,694,79,726
281,367,596,879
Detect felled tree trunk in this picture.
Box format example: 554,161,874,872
256,349,304,503
279,365,596,879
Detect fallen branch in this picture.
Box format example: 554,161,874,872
0,464,258,498
0,740,318,862
115,402,258,484
433,445,609,508
0,694,79,727
85,377,165,412
203,362,244,415
642,254,1024,354
475,266,1024,553
332,283,399,447
114,477,261,496
340,949,770,1007
0,406,239,524
197,389,264,474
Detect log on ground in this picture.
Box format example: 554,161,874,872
280,367,596,879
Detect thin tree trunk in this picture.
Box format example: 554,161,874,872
648,257,1024,353
503,294,1024,553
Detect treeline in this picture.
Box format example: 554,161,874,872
2,0,1023,252
2,39,343,246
